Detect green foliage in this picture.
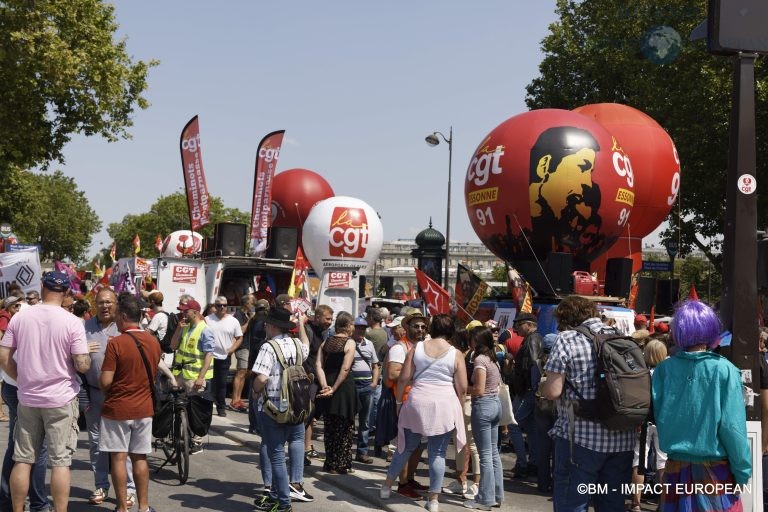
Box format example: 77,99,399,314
0,0,157,171
490,263,509,282
106,192,250,258
526,0,767,276
0,168,101,261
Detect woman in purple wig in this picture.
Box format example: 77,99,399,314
652,300,751,512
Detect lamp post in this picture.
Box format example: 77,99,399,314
425,126,453,289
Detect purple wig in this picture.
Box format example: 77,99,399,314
671,300,722,349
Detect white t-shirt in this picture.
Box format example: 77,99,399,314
388,342,408,365
205,314,243,360
251,334,309,411
147,310,169,341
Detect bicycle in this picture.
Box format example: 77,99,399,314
153,386,191,484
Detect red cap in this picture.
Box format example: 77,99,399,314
178,299,201,313
655,322,669,333
634,314,647,324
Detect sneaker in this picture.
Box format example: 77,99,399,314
424,499,439,512
408,479,428,491
89,488,108,505
304,455,311,466
397,482,422,500
463,500,492,510
380,484,391,499
354,454,373,464
288,483,314,502
126,491,137,507
463,483,479,500
190,442,203,455
217,408,227,417
253,496,277,511
512,464,528,479
139,508,157,512
442,480,467,495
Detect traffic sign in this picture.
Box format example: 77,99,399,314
642,260,672,272
664,240,679,259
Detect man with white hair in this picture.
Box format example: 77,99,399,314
205,296,243,417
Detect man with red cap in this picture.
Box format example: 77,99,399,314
634,314,648,331
170,298,215,454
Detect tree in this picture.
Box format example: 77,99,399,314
106,192,250,258
0,168,102,261
0,0,156,171
525,0,768,272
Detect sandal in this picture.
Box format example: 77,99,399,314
628,505,641,512
0,415,9,422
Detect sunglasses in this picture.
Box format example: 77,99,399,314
214,304,227,309
410,324,428,330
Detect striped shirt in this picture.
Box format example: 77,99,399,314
472,354,501,397
351,338,379,388
544,318,636,453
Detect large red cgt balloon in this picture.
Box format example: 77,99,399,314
271,168,335,228
465,109,635,268
574,103,680,275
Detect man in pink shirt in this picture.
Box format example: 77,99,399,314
0,271,91,512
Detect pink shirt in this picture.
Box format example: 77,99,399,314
1,305,88,408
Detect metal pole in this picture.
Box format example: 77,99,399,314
444,126,453,290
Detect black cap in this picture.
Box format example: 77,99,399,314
512,312,537,324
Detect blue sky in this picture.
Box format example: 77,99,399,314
54,1,665,257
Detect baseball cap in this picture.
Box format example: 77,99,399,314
42,271,70,292
466,320,483,330
178,299,202,313
2,296,22,309
254,299,270,311
386,316,404,328
276,294,291,307
354,315,369,327
635,314,648,324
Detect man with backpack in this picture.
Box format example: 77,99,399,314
540,296,642,511
252,307,314,511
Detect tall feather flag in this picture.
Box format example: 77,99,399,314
93,257,104,280
520,283,534,314
132,234,141,255
109,241,116,262
649,306,656,334
627,273,639,310
287,247,310,298
155,234,164,253
415,268,451,315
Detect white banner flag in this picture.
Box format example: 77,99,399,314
0,248,42,298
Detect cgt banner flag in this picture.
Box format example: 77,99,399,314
287,247,310,299
180,115,211,231
415,268,450,315
455,263,489,320
250,130,285,256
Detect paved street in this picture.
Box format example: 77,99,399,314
0,412,659,511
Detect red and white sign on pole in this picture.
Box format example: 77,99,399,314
180,116,211,231
738,174,757,194
172,265,198,284
250,130,286,256
327,272,351,288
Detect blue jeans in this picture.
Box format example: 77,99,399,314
471,396,504,507
552,436,632,512
0,383,50,512
387,428,453,494
368,384,381,432
252,410,272,488
356,387,373,456
511,392,537,467
85,388,135,492
259,412,304,507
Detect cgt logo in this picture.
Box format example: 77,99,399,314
329,207,369,258
181,134,201,153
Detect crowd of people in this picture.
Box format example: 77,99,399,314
0,271,759,512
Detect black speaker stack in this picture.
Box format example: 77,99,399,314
604,258,633,298
214,223,247,256
266,227,299,260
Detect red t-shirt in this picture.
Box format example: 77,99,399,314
0,310,10,332
101,330,161,421
499,328,524,358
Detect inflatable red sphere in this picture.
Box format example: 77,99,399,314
465,109,635,269
271,169,335,228
573,103,680,238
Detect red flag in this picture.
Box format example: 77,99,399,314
180,115,211,231
287,247,309,298
109,241,116,261
415,268,450,315
155,234,163,253
521,283,533,314
249,130,286,256
627,273,639,310
132,234,141,255
649,306,656,334
688,283,699,301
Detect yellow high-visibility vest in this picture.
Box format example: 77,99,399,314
172,322,213,380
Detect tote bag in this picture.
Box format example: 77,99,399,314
499,383,517,426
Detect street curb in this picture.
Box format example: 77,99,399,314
209,419,404,512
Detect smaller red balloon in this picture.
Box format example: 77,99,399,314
271,168,335,228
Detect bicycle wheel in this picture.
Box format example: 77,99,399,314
176,408,190,484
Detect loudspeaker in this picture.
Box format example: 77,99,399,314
758,240,768,291
708,0,768,55
545,252,573,294
379,277,394,298
214,223,246,256
655,279,680,316
635,277,657,315
605,258,633,298
266,227,298,259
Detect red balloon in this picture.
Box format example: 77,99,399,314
465,109,635,267
271,168,335,228
573,103,680,238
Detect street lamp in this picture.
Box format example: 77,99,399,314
425,126,453,289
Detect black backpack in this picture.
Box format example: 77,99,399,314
567,326,651,431
154,311,178,354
